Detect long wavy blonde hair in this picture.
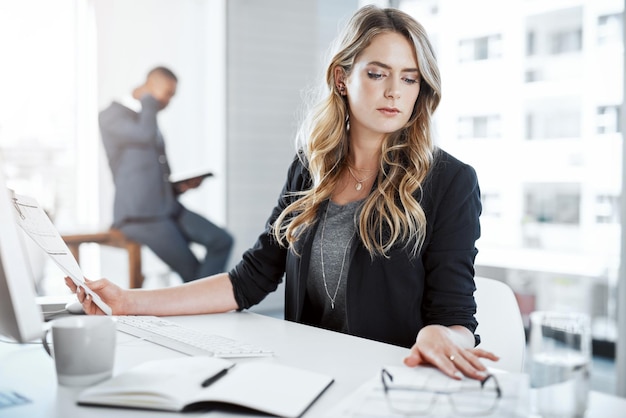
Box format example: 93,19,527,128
272,5,441,257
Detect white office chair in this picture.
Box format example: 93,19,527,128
473,276,526,373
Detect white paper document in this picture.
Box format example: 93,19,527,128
11,193,112,315
326,365,529,418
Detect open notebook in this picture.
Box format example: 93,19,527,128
78,356,334,418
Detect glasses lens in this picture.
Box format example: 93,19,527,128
450,377,499,416
386,387,435,415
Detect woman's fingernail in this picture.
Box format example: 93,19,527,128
454,371,463,379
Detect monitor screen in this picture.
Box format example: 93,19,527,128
0,164,44,343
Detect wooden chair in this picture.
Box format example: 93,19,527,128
61,228,144,288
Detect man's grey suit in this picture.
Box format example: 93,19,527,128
99,95,233,282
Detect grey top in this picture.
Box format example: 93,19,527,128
307,199,361,333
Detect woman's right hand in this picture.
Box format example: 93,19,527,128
64,277,126,315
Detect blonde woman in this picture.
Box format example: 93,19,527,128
68,5,498,380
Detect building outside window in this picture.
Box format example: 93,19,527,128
399,0,624,392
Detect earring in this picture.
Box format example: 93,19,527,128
337,84,346,95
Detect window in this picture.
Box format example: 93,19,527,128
549,28,582,54
598,13,623,45
0,0,98,232
0,1,102,294
458,115,501,139
399,0,623,395
459,34,502,61
596,195,620,224
524,183,580,225
597,105,621,134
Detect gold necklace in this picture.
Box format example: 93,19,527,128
347,166,377,191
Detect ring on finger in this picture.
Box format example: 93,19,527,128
449,354,455,362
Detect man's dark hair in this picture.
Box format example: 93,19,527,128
148,66,178,82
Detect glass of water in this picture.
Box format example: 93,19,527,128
528,311,591,417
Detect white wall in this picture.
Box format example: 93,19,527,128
95,0,227,231
225,0,358,313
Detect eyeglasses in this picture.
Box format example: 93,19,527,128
381,368,502,416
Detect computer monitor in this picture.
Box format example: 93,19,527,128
0,164,45,343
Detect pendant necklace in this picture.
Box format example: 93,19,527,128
320,203,353,309
347,165,377,191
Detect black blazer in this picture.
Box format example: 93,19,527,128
229,148,481,348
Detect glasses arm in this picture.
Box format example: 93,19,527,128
381,368,394,393
480,374,502,398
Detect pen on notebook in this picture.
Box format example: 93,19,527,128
201,368,229,388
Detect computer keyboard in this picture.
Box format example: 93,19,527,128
115,315,274,358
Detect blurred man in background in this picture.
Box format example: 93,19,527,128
99,66,233,283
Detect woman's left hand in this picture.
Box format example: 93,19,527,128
403,324,499,381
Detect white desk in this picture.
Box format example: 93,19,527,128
1,312,408,417
1,311,625,417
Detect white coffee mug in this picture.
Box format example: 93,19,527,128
42,316,116,387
